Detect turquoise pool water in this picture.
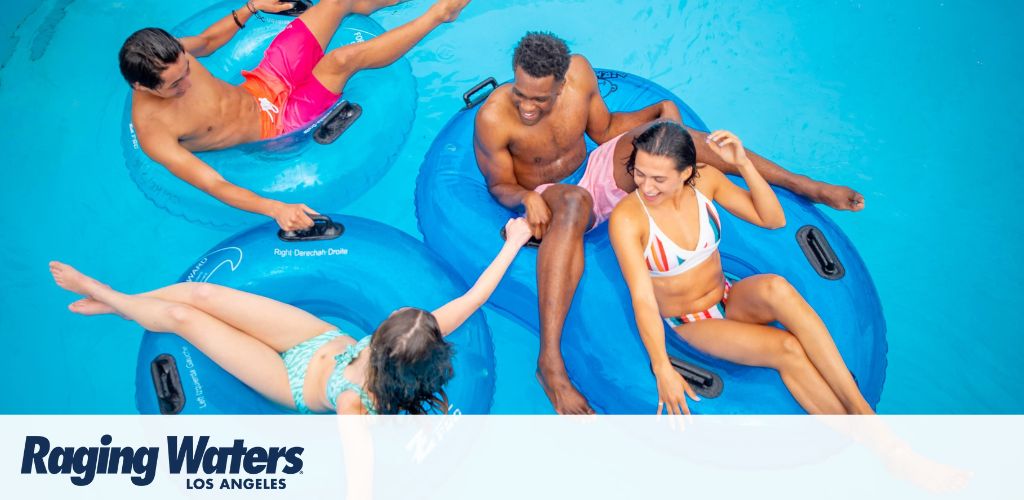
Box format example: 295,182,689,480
1,0,1021,414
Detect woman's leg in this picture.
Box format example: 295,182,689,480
675,319,846,414
71,282,335,353
50,263,294,408
726,274,874,414
142,283,335,353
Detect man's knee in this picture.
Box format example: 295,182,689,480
327,44,364,74
321,0,355,9
548,188,593,223
351,0,400,15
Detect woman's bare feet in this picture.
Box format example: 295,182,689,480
49,262,116,315
431,0,470,23
69,298,118,316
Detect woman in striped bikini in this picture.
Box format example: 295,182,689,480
608,121,871,415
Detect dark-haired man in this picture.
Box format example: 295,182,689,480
123,0,469,230
474,32,864,414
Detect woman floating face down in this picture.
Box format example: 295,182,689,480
608,121,873,416
49,217,535,415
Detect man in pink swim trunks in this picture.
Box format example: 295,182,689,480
121,0,470,230
474,32,865,414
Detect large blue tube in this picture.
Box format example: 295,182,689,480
415,70,887,414
135,215,496,414
122,2,417,229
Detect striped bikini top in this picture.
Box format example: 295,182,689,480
637,187,722,278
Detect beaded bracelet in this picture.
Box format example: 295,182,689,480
246,1,267,23
232,9,245,29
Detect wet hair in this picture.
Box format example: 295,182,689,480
512,32,571,81
119,28,185,89
626,121,701,186
365,308,455,415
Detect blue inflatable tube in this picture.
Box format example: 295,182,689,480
135,215,496,414
415,70,887,414
122,2,417,229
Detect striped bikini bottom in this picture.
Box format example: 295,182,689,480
663,279,733,328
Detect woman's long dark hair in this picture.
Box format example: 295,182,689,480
365,308,455,415
625,121,701,186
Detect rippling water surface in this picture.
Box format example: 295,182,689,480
1,0,1021,413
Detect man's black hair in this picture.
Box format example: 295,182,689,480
119,28,185,89
512,32,571,81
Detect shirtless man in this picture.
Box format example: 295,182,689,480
474,32,864,414
121,0,470,230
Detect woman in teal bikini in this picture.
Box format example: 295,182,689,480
50,218,533,415
609,122,872,415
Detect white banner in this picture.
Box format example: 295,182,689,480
1,416,1017,499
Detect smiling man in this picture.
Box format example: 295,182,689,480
474,32,864,414
121,0,469,230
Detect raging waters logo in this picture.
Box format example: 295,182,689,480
21,435,303,490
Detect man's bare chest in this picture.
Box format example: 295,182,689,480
508,120,587,165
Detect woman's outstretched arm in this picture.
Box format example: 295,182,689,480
432,218,532,336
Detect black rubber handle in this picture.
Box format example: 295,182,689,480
278,214,345,242
277,0,311,17
150,354,185,415
796,225,845,280
463,77,498,109
500,225,541,248
668,357,724,399
313,101,362,145
808,231,837,274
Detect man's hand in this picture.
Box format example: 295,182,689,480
271,202,318,231
250,0,297,13
521,191,551,240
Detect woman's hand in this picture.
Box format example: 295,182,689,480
705,130,750,167
433,217,533,336
503,217,533,248
655,366,700,415
251,0,297,13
